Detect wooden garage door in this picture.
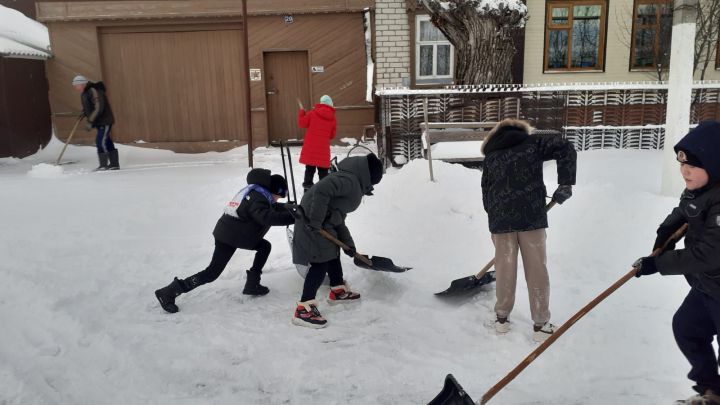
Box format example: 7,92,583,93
100,26,247,143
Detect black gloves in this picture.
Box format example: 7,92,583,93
633,256,658,278
552,185,573,204
286,204,305,221
653,227,678,252
343,246,357,257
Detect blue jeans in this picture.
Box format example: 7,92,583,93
95,125,116,154
674,287,720,394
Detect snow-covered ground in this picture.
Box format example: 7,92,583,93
0,138,693,404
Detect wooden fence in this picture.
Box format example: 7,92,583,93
376,82,720,165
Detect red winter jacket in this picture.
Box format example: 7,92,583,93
298,103,336,168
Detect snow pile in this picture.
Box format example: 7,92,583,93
0,142,696,404
27,163,64,178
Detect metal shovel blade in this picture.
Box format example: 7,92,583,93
353,255,411,273
435,271,496,297
427,374,475,405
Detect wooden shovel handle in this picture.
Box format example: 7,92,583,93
55,114,84,165
316,228,374,267
478,223,688,404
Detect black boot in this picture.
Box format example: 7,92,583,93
95,153,109,171
243,270,269,296
155,277,187,313
108,149,120,170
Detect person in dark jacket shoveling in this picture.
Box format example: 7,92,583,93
481,118,577,342
154,169,295,313
634,121,720,405
291,153,384,328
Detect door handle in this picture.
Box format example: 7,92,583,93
266,89,277,95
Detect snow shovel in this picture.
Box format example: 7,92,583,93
55,114,83,165
428,223,689,405
435,201,557,297
317,228,411,273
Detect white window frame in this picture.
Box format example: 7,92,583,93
415,15,454,82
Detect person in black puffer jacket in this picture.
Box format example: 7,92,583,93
634,121,720,404
72,75,119,170
481,118,576,342
154,168,295,313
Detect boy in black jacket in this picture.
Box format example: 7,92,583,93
155,168,295,313
634,121,720,405
481,118,576,342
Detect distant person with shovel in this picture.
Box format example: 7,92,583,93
289,153,384,328
481,119,576,342
72,75,119,171
633,121,720,405
298,95,336,192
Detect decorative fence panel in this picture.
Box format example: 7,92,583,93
377,82,720,166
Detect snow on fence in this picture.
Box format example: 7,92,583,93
376,81,720,165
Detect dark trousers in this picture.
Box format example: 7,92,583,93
300,257,344,302
183,239,271,289
303,165,329,186
95,125,116,154
673,287,720,394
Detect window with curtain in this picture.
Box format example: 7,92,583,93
630,0,673,70
545,1,608,71
416,15,454,83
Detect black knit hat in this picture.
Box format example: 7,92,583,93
674,121,720,182
366,153,383,185
270,174,288,197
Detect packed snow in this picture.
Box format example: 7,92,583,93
0,137,694,404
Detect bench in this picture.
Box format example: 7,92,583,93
421,99,496,181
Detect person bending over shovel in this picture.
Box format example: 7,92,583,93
154,169,295,313
633,121,720,405
290,153,384,328
481,119,577,342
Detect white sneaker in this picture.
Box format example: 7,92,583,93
494,316,510,334
533,322,555,342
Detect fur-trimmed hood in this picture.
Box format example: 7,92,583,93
482,118,534,155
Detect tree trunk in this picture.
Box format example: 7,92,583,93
422,1,526,85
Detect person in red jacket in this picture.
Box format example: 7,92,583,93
298,95,336,191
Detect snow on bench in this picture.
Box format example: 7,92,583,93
421,99,496,181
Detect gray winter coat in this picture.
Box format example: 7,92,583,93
656,183,720,298
292,156,374,265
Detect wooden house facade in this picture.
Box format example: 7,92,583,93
36,0,375,152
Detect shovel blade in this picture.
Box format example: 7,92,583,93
428,374,475,405
353,255,411,273
435,271,496,297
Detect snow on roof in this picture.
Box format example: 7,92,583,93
0,5,51,59
0,36,50,59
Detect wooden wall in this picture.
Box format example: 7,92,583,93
0,0,52,158
249,12,374,144
39,0,375,151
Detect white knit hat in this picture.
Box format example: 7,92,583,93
71,75,89,86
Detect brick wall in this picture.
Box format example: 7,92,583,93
375,0,411,88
